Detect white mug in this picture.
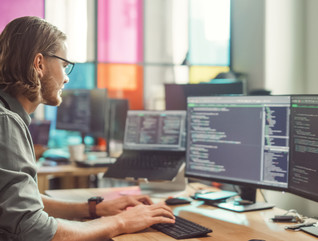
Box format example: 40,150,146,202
68,144,86,162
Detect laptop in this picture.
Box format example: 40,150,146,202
103,110,187,181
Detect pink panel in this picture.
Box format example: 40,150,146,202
0,0,44,32
98,0,143,63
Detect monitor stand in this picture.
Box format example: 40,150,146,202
213,186,275,212
138,163,188,198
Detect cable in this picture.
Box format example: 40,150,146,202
259,189,268,203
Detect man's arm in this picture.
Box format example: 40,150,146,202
42,194,155,219
42,195,90,220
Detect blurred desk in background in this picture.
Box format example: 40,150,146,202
37,164,107,194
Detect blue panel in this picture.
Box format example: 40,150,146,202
66,62,96,89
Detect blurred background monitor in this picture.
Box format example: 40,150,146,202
164,80,245,110
56,89,108,140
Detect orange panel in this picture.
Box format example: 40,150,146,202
97,64,143,110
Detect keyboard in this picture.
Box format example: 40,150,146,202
301,226,318,237
104,150,185,180
75,157,117,167
116,152,183,170
151,215,212,239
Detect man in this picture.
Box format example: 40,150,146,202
0,16,175,241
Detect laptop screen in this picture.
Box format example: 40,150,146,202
123,110,186,151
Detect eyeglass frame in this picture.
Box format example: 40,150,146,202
44,54,75,75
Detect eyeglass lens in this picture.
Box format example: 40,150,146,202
65,64,73,75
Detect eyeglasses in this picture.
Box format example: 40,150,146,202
46,54,75,75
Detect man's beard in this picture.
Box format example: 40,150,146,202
40,74,62,106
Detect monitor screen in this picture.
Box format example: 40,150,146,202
289,95,318,202
56,89,108,137
165,81,245,110
185,95,290,191
123,110,186,151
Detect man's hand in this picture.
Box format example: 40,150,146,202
110,202,175,236
96,195,153,217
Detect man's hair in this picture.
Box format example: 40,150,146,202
0,16,67,101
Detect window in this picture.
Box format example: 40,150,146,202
0,0,231,147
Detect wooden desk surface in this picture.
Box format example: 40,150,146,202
46,184,318,241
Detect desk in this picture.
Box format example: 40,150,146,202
46,184,318,241
37,164,107,194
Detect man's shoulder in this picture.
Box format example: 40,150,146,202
0,106,26,128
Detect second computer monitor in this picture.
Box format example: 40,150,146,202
185,95,290,191
289,95,318,202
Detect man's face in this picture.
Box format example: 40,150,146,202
40,42,70,106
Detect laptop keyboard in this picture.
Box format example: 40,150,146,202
152,215,212,239
104,151,185,180
116,152,183,170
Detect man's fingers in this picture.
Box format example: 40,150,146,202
134,195,153,205
151,209,175,220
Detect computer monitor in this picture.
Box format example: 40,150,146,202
56,88,108,141
165,81,245,110
185,95,291,212
289,95,318,202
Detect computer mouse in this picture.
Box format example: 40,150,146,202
165,197,191,205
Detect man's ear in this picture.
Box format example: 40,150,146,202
34,53,45,78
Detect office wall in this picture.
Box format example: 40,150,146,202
231,0,266,93
231,0,318,217
231,0,318,95
306,0,318,94
265,0,305,95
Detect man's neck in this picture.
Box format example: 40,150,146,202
16,95,40,114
